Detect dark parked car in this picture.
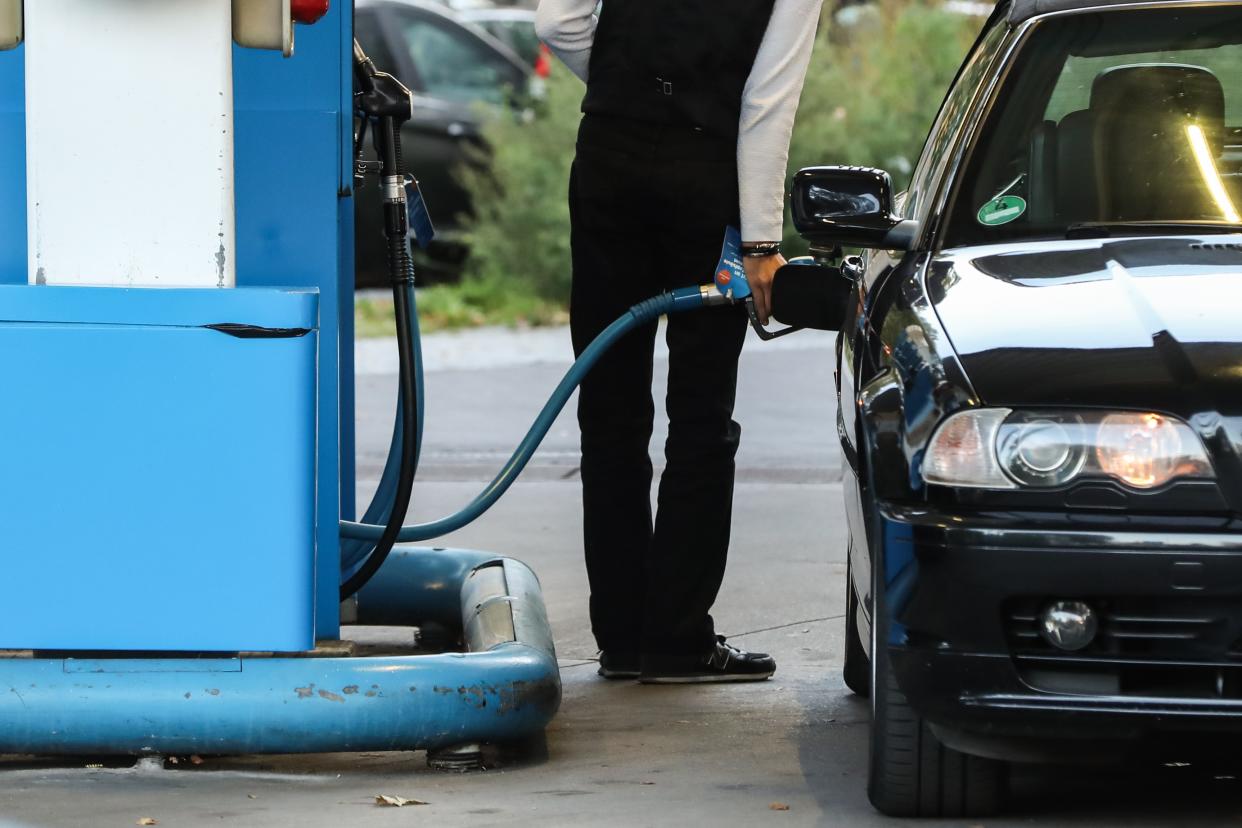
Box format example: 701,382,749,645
457,7,550,76
772,0,1242,817
354,0,531,285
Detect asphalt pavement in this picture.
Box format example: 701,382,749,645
3,325,1241,827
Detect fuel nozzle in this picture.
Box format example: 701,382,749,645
705,227,802,340
353,39,414,124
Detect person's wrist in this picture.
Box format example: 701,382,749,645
741,241,781,258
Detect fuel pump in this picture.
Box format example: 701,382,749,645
0,0,825,763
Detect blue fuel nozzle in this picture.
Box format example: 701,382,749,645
702,226,803,340
713,225,751,302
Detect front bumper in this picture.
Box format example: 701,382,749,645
878,504,1242,759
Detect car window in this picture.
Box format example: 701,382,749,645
1045,49,1242,124
392,9,522,105
944,7,1242,248
475,19,541,65
901,23,1007,225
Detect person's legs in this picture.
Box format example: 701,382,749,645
642,299,747,654
570,120,662,660
637,139,775,681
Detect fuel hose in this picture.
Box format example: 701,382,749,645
339,287,709,549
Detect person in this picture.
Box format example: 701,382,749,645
535,0,824,683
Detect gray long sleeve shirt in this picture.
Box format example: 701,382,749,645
534,0,825,243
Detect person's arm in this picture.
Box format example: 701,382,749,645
739,0,825,324
534,0,599,83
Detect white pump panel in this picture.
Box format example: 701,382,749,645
25,0,236,287
0,0,20,50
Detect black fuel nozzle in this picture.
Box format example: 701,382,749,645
353,39,414,126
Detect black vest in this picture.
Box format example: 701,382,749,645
582,0,777,141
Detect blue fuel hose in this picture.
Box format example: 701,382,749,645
339,285,709,548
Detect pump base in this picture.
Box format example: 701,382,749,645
0,549,560,757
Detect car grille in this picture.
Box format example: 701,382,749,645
1004,597,1241,661
1005,597,1242,698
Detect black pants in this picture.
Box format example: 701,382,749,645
570,113,748,656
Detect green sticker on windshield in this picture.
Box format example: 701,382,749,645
977,195,1027,226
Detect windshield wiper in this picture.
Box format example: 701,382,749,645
1066,221,1242,239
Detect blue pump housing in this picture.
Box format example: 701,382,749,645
0,6,562,757
0,12,356,650
0,286,318,651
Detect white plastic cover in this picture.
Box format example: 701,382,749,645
0,0,20,50
233,0,293,57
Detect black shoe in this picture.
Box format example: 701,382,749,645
597,651,640,679
639,637,776,684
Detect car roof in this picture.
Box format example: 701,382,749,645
356,0,452,14
356,0,486,15
1007,0,1238,23
357,0,533,73
458,8,536,22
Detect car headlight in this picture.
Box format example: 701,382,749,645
997,412,1087,487
923,408,1215,490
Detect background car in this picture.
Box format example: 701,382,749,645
772,0,1242,818
457,6,551,77
354,0,532,286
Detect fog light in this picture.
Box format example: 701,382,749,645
1039,600,1098,651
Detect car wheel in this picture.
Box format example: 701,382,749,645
842,555,870,698
867,627,1006,817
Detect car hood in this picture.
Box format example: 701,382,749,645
927,235,1242,418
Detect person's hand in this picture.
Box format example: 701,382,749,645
743,252,786,326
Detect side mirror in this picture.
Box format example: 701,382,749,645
791,166,918,250
770,261,853,331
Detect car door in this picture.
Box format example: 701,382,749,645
842,19,1009,646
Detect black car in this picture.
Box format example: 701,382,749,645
458,7,547,72
772,0,1242,817
354,0,531,285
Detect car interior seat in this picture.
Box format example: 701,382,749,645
1054,109,1100,224
1090,63,1228,222
1026,111,1101,226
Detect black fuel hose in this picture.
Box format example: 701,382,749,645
339,67,420,599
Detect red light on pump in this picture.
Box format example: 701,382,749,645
291,0,330,24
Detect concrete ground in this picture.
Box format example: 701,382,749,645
3,326,1241,827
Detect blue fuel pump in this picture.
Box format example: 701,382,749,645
0,5,798,764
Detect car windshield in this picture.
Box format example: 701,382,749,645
943,6,1242,248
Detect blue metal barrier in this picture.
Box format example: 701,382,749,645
0,549,560,755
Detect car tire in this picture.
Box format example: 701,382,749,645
843,555,871,698
867,632,1006,817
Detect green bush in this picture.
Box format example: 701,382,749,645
459,68,585,303
456,2,982,315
